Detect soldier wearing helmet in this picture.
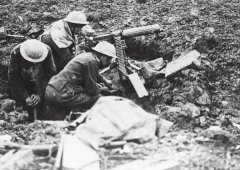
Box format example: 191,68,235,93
40,11,94,72
8,39,57,122
45,41,117,119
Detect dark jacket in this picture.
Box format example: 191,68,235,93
48,52,104,97
41,34,75,72
8,44,57,104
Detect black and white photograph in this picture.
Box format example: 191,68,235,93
0,0,240,169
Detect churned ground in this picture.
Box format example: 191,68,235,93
1,0,240,169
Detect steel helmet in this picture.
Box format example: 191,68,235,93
92,41,118,58
20,39,48,63
64,11,89,25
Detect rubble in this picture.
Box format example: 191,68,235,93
111,158,180,170
0,150,34,170
1,0,240,169
165,50,200,78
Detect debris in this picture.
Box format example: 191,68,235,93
110,158,180,170
54,135,100,170
82,25,95,36
100,141,127,149
75,96,158,144
181,102,200,118
165,50,200,77
0,142,57,156
156,118,173,138
0,27,25,39
173,82,211,105
42,12,59,21
0,150,34,170
199,116,207,127
137,58,165,79
3,110,28,123
233,123,240,130
27,23,43,37
1,99,16,113
162,103,200,120
203,126,233,142
99,21,109,28
0,135,12,143
128,73,149,98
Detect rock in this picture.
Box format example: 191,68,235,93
98,21,108,29
1,99,16,113
181,103,200,118
0,134,12,143
162,103,200,121
0,150,34,170
42,12,59,21
199,116,207,127
122,142,139,154
27,23,43,37
203,126,232,143
173,81,211,105
24,11,42,21
0,120,7,126
139,58,165,79
220,101,229,107
162,106,182,120
136,0,147,4
139,16,149,26
156,118,174,138
45,126,59,137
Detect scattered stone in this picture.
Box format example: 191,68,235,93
45,126,59,137
173,82,211,105
0,120,7,126
181,102,200,118
199,116,207,127
137,58,165,79
42,12,59,21
4,110,28,124
0,150,34,170
156,118,173,138
203,126,232,143
0,134,12,143
1,99,16,113
27,23,43,37
98,21,108,29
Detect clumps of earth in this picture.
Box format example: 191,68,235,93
0,99,28,124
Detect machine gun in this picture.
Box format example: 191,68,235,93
91,24,161,98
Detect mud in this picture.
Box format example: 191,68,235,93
1,0,240,169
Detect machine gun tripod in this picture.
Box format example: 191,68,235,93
90,24,162,98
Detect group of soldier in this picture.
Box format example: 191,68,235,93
8,11,117,122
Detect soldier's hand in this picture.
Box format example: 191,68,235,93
26,94,41,107
30,94,41,107
105,79,113,88
26,97,33,107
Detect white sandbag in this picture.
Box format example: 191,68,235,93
75,96,158,144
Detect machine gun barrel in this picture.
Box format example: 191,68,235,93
92,24,161,42
122,24,161,37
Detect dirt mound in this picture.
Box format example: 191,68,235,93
1,0,240,169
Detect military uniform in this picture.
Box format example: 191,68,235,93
8,44,56,121
40,20,76,72
45,52,105,119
